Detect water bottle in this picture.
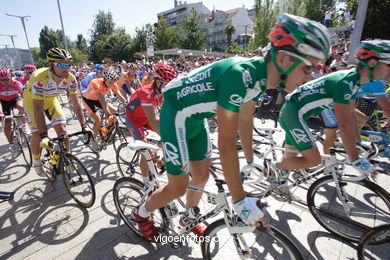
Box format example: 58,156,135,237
50,148,60,166
181,206,200,225
165,201,179,217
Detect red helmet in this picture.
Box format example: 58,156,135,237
24,64,37,72
154,63,177,82
0,68,11,79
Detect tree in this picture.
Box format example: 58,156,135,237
89,10,116,62
224,24,236,46
154,16,178,50
92,33,134,63
132,24,153,55
177,9,207,50
250,0,278,49
283,0,307,17
226,42,242,54
305,0,336,23
348,0,390,40
76,34,88,53
69,48,89,65
38,26,61,58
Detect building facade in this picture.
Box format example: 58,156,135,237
0,48,32,69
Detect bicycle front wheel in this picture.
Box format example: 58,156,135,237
201,218,303,260
16,129,32,167
61,154,96,208
307,175,390,243
116,142,142,178
357,224,390,260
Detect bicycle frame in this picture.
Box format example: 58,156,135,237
360,129,389,159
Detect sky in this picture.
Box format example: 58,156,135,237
0,0,256,49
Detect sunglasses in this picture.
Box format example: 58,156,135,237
53,62,72,69
0,78,10,81
279,50,316,75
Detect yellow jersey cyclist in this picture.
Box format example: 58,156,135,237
275,40,390,188
82,68,126,145
23,47,88,178
132,13,331,241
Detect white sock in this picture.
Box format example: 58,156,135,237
142,176,149,184
138,203,151,218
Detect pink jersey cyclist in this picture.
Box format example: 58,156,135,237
0,79,23,101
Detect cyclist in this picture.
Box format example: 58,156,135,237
80,64,104,93
82,68,127,141
132,13,331,241
19,64,37,86
23,47,88,178
118,64,138,98
275,40,390,184
0,67,30,154
124,63,177,186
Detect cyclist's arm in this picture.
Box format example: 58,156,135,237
33,99,48,137
142,105,159,135
68,93,86,127
217,105,245,203
238,100,256,163
334,102,359,161
96,92,111,116
375,96,390,127
113,86,127,104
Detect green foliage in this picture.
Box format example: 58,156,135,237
76,34,88,53
177,9,207,50
38,26,61,59
283,0,307,16
348,0,390,40
224,24,236,46
92,33,134,63
31,48,47,68
132,24,153,55
154,16,178,50
226,42,242,54
305,0,336,23
69,48,89,65
251,0,278,49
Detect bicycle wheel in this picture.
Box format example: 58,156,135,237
117,103,126,125
61,153,96,208
116,142,142,178
357,224,390,260
112,126,130,152
253,109,278,134
201,218,303,260
16,129,32,167
307,175,390,243
113,177,167,239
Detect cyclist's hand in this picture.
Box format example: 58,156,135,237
233,197,266,226
352,158,377,179
81,125,93,136
40,137,52,150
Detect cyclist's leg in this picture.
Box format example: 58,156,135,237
50,99,68,150
1,100,13,143
320,109,339,154
355,108,368,127
82,97,101,137
14,98,28,124
107,103,117,114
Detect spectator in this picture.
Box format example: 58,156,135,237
324,9,333,28
329,51,346,71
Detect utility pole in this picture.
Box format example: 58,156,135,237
347,0,369,64
5,13,34,64
0,34,22,69
57,0,68,51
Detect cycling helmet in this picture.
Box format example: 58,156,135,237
94,64,105,71
24,64,37,72
155,63,177,82
102,68,117,81
269,13,331,60
0,68,11,79
355,40,390,80
47,47,73,62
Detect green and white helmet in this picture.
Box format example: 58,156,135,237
269,13,331,60
355,40,390,60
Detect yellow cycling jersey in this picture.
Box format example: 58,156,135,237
24,67,78,101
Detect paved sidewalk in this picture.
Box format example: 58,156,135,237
0,112,389,260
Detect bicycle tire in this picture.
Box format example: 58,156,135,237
116,142,142,178
253,109,278,136
201,218,303,260
357,224,390,260
307,175,390,243
112,126,130,152
16,129,32,167
61,153,96,208
117,103,126,125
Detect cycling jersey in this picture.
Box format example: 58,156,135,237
160,57,267,175
0,79,23,101
280,68,361,151
80,72,97,92
125,83,162,139
19,74,31,86
23,67,78,132
118,72,136,95
82,78,119,101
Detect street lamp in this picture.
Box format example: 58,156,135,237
5,13,34,64
56,0,68,51
0,34,22,68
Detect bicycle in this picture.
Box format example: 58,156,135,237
231,127,390,243
357,224,390,260
253,94,279,133
2,114,32,167
41,131,96,208
87,112,130,154
112,140,303,259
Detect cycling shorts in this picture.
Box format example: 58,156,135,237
125,111,152,140
23,95,66,133
320,109,338,128
159,102,212,175
82,96,102,114
279,102,316,152
1,96,21,116
121,84,132,95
